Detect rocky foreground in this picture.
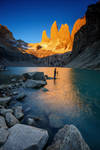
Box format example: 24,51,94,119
0,71,91,150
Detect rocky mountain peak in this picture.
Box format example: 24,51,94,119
71,16,86,44
41,30,50,43
0,24,14,40
50,21,59,41
59,24,71,41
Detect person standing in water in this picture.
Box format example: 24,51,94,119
54,68,57,79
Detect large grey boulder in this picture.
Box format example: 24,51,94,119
46,124,90,150
3,124,49,150
24,79,47,89
22,72,46,81
5,112,19,127
13,106,24,120
0,97,12,106
0,128,9,146
0,116,8,129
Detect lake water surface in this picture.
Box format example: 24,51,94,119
0,67,100,150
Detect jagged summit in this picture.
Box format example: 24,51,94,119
41,30,50,43
50,21,59,41
0,24,14,40
59,24,71,41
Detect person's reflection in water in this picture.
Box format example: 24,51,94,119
54,68,57,79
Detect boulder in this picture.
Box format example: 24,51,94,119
3,124,49,150
0,128,9,146
46,124,90,150
22,72,46,81
24,79,47,89
5,112,19,127
0,97,12,106
0,116,8,129
13,106,24,120
16,92,26,101
0,108,13,116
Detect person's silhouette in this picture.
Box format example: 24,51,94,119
54,68,57,79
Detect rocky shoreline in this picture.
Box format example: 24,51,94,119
0,71,91,150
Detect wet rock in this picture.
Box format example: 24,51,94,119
16,92,26,101
5,112,19,127
46,124,90,150
0,128,9,146
42,88,49,92
45,75,54,80
0,108,13,116
24,79,47,89
49,114,64,128
23,72,46,81
12,91,18,95
11,78,16,82
0,105,4,109
27,118,35,126
13,106,24,120
3,124,49,150
0,116,8,129
0,85,8,90
0,97,12,106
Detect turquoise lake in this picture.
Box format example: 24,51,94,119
0,67,100,150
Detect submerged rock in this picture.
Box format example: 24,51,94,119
0,116,8,129
5,112,19,127
22,72,46,81
46,124,90,150
0,128,9,146
13,106,24,120
0,97,12,106
3,124,49,150
24,79,47,89
49,113,64,128
16,92,26,101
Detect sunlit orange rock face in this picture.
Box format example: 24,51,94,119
50,21,59,41
71,16,86,44
25,18,86,58
41,30,50,42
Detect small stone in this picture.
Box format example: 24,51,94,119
27,118,35,126
5,112,19,127
42,88,49,92
0,85,8,90
11,78,16,82
13,106,24,120
16,92,26,101
0,116,8,129
0,108,13,116
0,128,9,146
12,91,18,95
0,97,12,106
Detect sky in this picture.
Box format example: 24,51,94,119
0,0,98,43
